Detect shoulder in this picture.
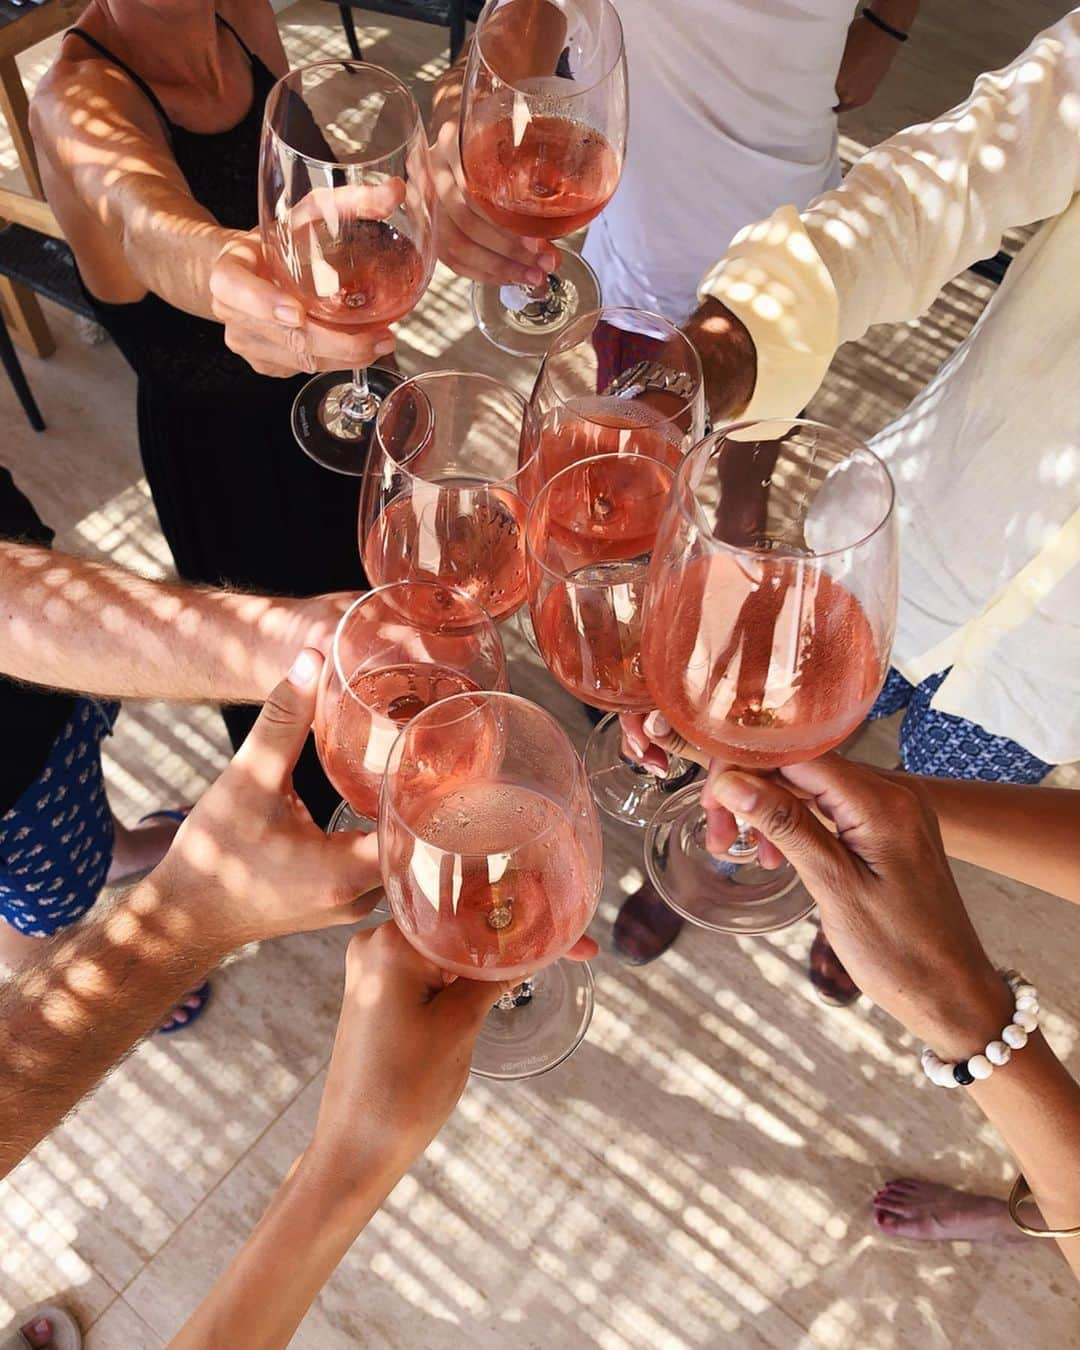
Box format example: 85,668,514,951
219,0,290,78
31,41,165,154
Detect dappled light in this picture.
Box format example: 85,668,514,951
0,1,1077,1346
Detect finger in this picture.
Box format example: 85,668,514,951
232,648,324,790
779,754,899,842
211,249,305,327
565,935,598,962
642,711,711,769
221,311,395,368
325,828,384,905
437,212,546,285
292,178,408,230
442,194,554,277
619,712,649,760
707,769,859,896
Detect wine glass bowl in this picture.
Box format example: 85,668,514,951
530,306,707,482
641,420,898,932
359,372,541,623
459,0,628,355
314,581,507,828
380,691,604,1078
259,61,436,472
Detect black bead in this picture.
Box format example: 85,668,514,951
953,1061,975,1086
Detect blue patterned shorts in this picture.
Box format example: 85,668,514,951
869,669,1053,783
0,699,120,936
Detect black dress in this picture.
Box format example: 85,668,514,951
67,18,366,825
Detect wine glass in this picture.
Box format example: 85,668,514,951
459,0,627,356
526,304,707,815
641,420,898,934
527,451,693,826
380,691,604,1078
317,580,507,835
259,61,436,474
530,306,707,479
359,371,541,623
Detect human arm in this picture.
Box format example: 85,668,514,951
168,925,505,1349
0,537,356,703
907,776,1080,904
834,2,920,113
0,651,382,1176
706,755,1080,1274
428,0,565,284
30,56,393,377
698,9,1080,417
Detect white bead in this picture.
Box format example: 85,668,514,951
1014,984,1037,1001
1016,996,1039,1014
921,1048,942,1072
1013,1009,1038,1032
932,1062,959,1088
1003,1024,1028,1049
986,1040,1011,1066
967,1054,993,1080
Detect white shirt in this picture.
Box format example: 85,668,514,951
701,10,1080,764
582,0,850,323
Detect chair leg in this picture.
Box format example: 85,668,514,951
339,3,363,60
0,313,45,431
449,0,467,61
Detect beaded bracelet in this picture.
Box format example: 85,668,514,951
920,971,1039,1089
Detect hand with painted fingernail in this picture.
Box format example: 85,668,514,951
429,121,561,285
210,190,402,380
618,709,711,777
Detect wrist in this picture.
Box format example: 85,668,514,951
144,855,247,960
919,965,1015,1062
302,1131,410,1207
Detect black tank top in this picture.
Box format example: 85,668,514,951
66,17,276,395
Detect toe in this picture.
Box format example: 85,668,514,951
21,1317,54,1349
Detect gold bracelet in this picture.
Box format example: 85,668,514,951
1008,1173,1080,1238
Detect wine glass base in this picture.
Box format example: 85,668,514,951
470,960,594,1080
471,250,600,357
291,365,403,475
644,784,816,935
585,713,702,829
327,799,387,915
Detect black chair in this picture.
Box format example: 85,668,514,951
331,0,474,63
0,214,97,432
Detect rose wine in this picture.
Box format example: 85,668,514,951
541,452,674,564
362,482,529,622
462,115,620,237
534,558,651,711
643,553,882,768
384,781,593,980
274,218,425,331
316,662,481,819
538,399,684,480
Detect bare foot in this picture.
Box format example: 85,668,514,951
872,1178,1028,1244
107,811,186,885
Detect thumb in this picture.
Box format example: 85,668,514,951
233,648,324,789
706,769,858,899
437,973,509,1030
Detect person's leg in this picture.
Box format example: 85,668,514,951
107,812,185,884
0,701,210,1031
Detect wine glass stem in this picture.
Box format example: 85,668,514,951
728,817,759,860
340,367,378,424
495,979,534,1011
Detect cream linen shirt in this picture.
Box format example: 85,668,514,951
699,10,1080,764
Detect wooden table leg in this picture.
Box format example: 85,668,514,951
0,55,44,199
0,275,55,358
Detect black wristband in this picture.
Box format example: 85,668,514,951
862,8,909,42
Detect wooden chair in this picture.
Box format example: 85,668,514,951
329,0,474,63
0,190,94,432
